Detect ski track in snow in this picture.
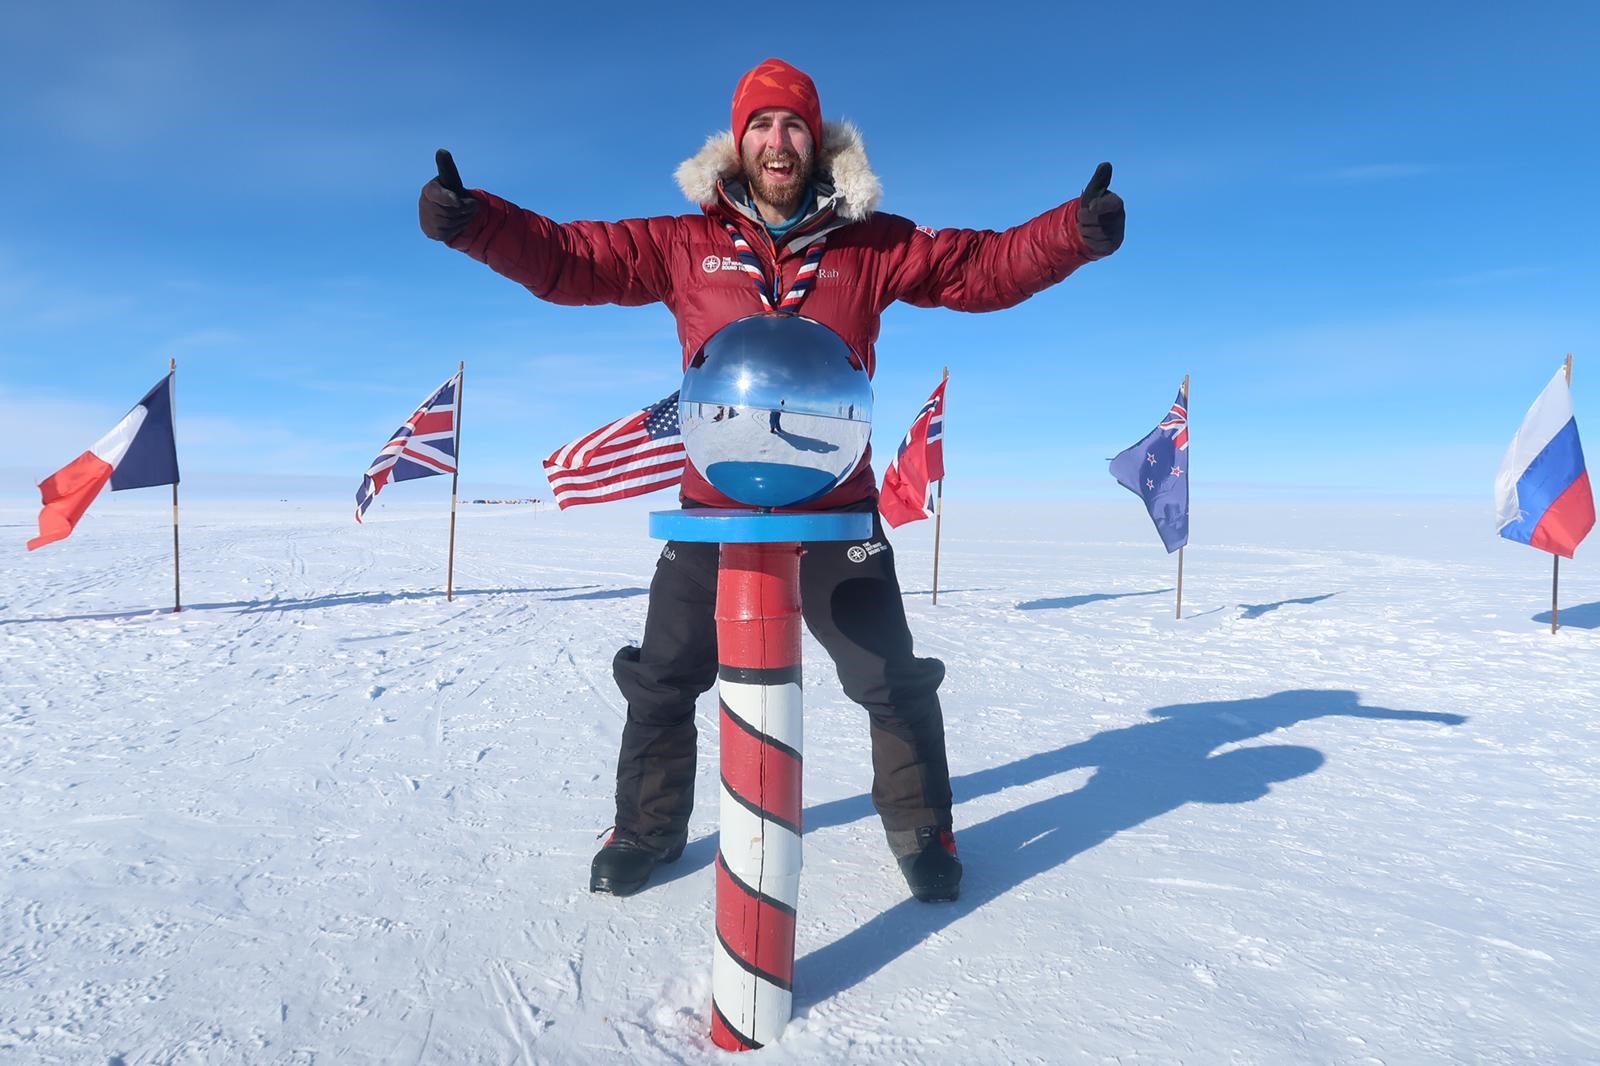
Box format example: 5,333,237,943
1,500,1597,1064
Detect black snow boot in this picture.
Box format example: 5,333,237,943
589,830,685,897
889,825,962,903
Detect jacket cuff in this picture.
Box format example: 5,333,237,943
1063,197,1105,261
447,188,497,253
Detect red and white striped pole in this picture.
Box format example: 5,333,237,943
709,541,804,1051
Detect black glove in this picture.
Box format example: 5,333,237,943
1076,162,1124,258
419,148,479,243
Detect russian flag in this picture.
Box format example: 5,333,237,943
28,374,180,551
1494,365,1594,559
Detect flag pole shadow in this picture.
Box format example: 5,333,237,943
1532,601,1600,629
1016,588,1173,611
0,586,600,625
792,688,1466,1010
548,587,649,602
1237,592,1339,618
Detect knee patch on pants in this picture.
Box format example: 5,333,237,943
840,653,945,710
895,655,946,700
613,644,715,719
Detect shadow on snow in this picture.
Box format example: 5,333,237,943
1015,590,1340,617
1016,588,1174,611
1238,592,1338,618
0,585,603,625
1533,601,1600,629
549,587,650,602
900,587,993,598
791,688,1465,1008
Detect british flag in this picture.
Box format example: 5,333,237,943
355,371,461,522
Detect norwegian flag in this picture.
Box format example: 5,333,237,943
878,378,947,528
543,392,686,509
355,371,461,522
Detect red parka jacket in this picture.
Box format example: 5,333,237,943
448,122,1105,510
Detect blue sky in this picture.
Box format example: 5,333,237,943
2,1,1596,507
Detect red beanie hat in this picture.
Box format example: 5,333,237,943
731,58,823,146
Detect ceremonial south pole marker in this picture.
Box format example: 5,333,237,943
650,509,870,1050
663,311,875,1050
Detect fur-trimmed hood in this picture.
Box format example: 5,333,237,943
674,120,882,222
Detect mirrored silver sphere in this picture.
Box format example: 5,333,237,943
679,314,873,507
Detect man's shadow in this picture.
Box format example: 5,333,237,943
771,427,839,454
794,689,1466,1007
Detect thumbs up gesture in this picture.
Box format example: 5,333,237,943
419,149,480,243
1076,162,1124,258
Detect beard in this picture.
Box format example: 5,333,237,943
742,148,815,218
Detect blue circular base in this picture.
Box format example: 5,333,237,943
650,508,873,543
702,460,838,508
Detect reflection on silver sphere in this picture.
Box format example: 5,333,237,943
679,315,873,507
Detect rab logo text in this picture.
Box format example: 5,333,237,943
847,541,888,564
701,255,742,273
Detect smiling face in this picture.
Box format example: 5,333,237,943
739,107,816,225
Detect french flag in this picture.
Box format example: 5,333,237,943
28,374,180,551
1494,365,1594,559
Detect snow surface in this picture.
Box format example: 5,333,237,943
2,497,1597,1065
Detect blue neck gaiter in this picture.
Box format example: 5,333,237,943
753,186,815,243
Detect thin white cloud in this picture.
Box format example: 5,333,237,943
1324,163,1435,182
22,20,203,149
1435,266,1550,287
0,255,141,330
1,392,129,478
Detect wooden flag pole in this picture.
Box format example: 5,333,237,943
1176,374,1189,620
447,361,464,602
1552,353,1572,634
170,358,182,614
931,366,948,606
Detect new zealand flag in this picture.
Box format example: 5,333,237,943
1109,384,1189,553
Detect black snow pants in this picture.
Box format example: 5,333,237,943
611,503,950,852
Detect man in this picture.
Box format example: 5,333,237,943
420,58,1124,903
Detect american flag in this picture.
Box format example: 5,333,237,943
543,392,685,509
355,371,461,522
